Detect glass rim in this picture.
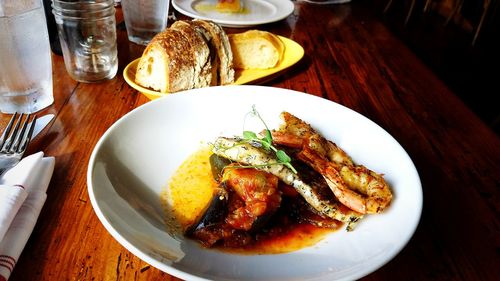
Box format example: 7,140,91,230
51,1,114,11
51,0,114,4
51,4,115,19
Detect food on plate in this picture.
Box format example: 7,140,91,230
135,19,235,93
216,0,242,13
229,30,285,69
211,137,362,227
271,112,393,214
166,108,393,251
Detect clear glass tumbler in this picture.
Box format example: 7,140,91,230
121,0,170,45
52,0,118,83
0,0,54,113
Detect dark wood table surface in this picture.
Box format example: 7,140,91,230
1,1,498,280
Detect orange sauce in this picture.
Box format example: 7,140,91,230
161,145,218,232
226,223,335,255
162,146,341,254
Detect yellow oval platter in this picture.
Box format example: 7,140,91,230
123,36,304,100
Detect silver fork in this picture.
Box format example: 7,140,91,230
0,113,37,178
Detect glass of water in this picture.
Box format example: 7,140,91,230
52,0,118,83
0,0,54,114
121,0,170,45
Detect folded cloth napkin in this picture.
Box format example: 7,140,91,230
0,152,55,281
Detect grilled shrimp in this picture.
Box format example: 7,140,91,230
212,137,362,229
272,112,354,166
272,112,393,214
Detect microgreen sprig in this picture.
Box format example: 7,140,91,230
240,106,297,173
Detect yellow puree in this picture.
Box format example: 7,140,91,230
161,145,217,231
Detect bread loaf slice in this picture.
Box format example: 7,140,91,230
135,29,197,93
135,20,234,93
229,30,285,69
171,20,212,88
192,20,235,85
188,22,219,86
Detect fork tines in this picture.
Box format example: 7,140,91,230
0,113,37,154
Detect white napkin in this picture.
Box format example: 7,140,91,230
0,152,55,281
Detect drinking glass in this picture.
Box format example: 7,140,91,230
0,0,54,113
52,0,118,83
121,0,170,45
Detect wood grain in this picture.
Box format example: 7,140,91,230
1,1,498,280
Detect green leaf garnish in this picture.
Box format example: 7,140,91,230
236,106,297,174
243,131,258,140
264,129,273,145
276,150,291,162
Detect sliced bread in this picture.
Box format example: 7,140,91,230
229,30,285,69
135,20,235,93
170,20,212,88
135,29,196,93
188,21,219,86
192,19,235,85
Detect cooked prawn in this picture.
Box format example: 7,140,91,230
272,112,393,214
272,112,354,166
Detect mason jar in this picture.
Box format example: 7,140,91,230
52,0,118,82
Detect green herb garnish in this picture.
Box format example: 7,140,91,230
240,106,297,173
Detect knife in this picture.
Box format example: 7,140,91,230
31,114,54,140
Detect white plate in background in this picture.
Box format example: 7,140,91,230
172,0,295,28
87,85,423,281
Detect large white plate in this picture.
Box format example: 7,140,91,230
87,85,422,281
172,0,295,28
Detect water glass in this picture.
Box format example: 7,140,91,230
121,0,170,45
52,0,118,83
0,0,54,114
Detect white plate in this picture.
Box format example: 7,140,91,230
172,0,295,28
87,85,422,281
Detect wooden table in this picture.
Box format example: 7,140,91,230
2,1,498,280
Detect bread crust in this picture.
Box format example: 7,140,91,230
171,20,212,88
192,20,235,85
